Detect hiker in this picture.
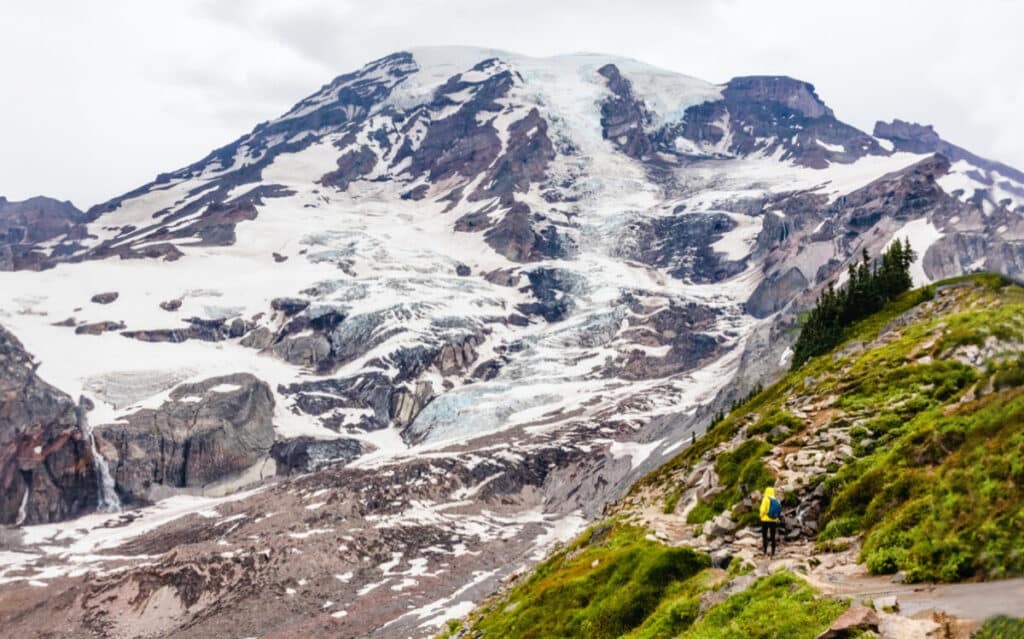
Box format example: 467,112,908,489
759,487,782,556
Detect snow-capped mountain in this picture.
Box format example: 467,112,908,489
2,47,1023,638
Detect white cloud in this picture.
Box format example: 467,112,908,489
1,0,1021,209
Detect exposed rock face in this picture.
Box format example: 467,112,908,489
875,119,1024,184
96,374,275,502
0,324,97,524
746,267,809,318
0,196,87,271
516,267,581,322
625,212,750,284
120,317,252,344
598,63,656,160
269,436,364,474
673,76,886,167
875,119,1024,212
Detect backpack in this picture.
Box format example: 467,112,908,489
767,497,782,519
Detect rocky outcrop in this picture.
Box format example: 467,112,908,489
672,75,887,167
746,266,809,318
0,195,87,271
0,324,97,524
96,373,275,502
270,436,364,474
875,119,1024,185
624,212,750,284
598,63,656,160
75,320,127,335
121,316,251,344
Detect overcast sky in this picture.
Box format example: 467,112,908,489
2,0,1022,209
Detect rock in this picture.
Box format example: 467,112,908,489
121,318,230,343
270,297,310,316
240,326,273,349
75,320,126,335
0,323,98,524
90,291,119,304
816,606,879,639
273,334,331,367
455,263,471,276
745,266,808,318
270,437,363,474
874,595,899,612
227,318,248,338
159,299,182,312
272,252,288,263
710,550,733,569
709,513,737,536
96,373,275,502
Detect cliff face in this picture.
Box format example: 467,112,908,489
0,324,97,524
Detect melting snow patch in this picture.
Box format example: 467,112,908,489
815,139,845,153
287,528,334,540
608,439,662,469
886,218,944,286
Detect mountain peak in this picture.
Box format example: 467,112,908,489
724,75,834,119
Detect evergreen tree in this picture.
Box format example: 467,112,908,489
790,240,917,370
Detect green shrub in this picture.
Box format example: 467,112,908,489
678,572,848,639
973,615,1024,639
472,525,711,639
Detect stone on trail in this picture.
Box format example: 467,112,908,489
816,605,880,639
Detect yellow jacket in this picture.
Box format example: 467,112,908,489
759,487,780,523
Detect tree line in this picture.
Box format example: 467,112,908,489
790,239,917,370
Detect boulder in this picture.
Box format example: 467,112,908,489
816,606,879,639
0,324,98,524
273,334,331,367
240,326,274,349
710,550,734,569
709,513,737,536
75,321,126,335
96,373,275,502
270,297,310,316
90,291,119,305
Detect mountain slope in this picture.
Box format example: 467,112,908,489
1,47,1023,638
449,275,1024,637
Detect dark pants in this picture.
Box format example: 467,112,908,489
761,521,777,555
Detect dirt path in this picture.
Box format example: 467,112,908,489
814,573,1024,619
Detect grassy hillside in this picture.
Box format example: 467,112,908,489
441,524,847,639
440,275,1024,638
645,274,1024,582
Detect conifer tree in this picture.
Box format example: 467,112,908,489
790,240,917,370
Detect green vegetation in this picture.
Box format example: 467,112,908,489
973,616,1024,639
468,524,711,638
816,283,1024,581
748,409,804,443
791,241,916,370
657,275,1024,583
678,572,847,639
458,523,847,639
